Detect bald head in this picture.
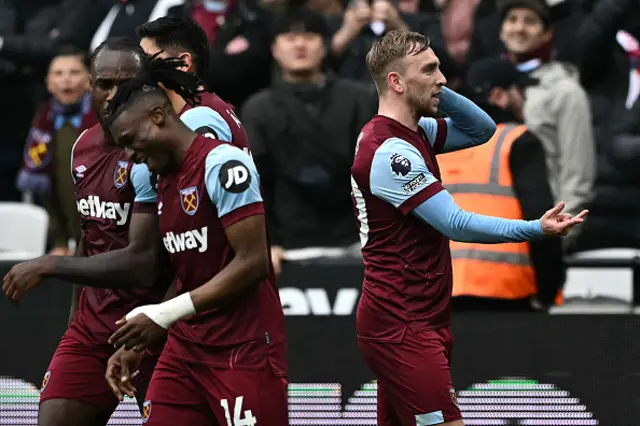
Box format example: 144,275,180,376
90,38,148,118
92,48,143,75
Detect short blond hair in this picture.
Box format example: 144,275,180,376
366,30,430,93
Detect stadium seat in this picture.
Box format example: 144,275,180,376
563,249,640,305
0,202,48,260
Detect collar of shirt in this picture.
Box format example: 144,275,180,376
50,92,92,131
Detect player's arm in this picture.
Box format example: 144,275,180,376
3,163,161,306
191,145,268,304
418,86,496,154
190,145,269,311
44,163,160,288
109,145,267,350
180,106,233,142
370,138,582,244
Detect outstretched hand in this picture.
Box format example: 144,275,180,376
2,256,54,306
540,201,588,237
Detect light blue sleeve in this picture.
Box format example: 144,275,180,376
413,190,545,243
418,86,496,153
131,163,157,203
370,137,441,209
204,144,263,218
417,115,439,146
180,106,232,142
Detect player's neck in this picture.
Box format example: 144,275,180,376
167,89,187,115
281,70,324,85
173,127,199,167
378,98,419,131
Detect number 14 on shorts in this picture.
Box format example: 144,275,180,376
221,396,257,426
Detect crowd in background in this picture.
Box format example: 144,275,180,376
1,0,639,286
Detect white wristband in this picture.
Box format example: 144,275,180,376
125,293,196,329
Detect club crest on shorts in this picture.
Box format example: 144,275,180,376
142,400,152,423
41,371,51,392
449,388,459,408
180,187,199,215
114,161,129,189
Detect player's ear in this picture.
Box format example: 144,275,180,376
488,87,508,109
387,71,404,94
178,52,192,73
150,105,166,127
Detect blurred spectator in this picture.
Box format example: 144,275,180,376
467,0,586,66
436,0,481,63
569,0,640,161
90,0,185,52
328,0,437,85
568,0,639,90
0,0,108,202
0,0,108,69
166,0,273,109
16,45,98,255
444,57,564,312
576,95,640,249
499,0,595,250
306,0,345,18
519,0,640,250
242,8,375,273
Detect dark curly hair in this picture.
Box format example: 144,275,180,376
136,15,210,81
106,53,204,125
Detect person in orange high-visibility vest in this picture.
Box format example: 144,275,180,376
442,57,565,311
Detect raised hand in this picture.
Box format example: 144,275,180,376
540,201,588,237
2,256,54,306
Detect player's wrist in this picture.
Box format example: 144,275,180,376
38,255,58,277
128,293,196,329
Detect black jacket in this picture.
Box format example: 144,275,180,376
241,75,376,249
0,0,109,70
170,0,273,109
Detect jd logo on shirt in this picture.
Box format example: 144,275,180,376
220,160,251,193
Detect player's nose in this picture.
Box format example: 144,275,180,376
435,69,447,87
